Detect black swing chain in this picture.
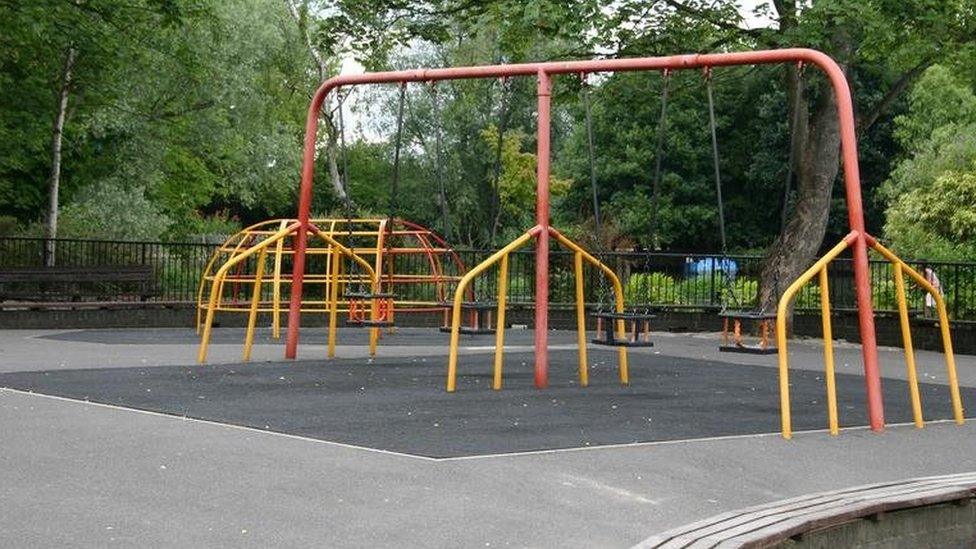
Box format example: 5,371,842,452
637,70,673,314
488,76,510,249
581,74,613,313
377,82,407,300
430,83,450,239
704,68,739,312
335,87,365,293
647,69,671,252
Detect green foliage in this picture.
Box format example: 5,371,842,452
893,65,976,151
794,281,823,310
625,272,678,304
885,168,976,260
881,63,976,261
481,124,571,231
45,181,172,241
677,275,718,306
881,123,976,201
723,277,758,309
871,265,898,311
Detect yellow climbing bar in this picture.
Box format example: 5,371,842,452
445,225,630,392
446,227,539,392
776,231,857,439
867,236,964,426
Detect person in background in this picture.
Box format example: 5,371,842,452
924,267,942,318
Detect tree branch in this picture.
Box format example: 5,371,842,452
661,0,760,37
284,0,328,81
857,58,933,132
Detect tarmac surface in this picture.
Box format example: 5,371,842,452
2,326,975,547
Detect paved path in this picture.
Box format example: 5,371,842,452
1,327,974,547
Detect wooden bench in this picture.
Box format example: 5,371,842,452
0,265,157,304
636,472,976,548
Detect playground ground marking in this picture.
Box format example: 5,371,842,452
0,387,438,462
3,386,968,463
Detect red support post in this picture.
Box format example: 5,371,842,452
534,70,552,388
284,85,330,358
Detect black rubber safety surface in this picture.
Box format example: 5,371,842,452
1,350,970,458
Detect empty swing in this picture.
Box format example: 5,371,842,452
582,73,656,348
705,67,797,355
439,77,516,336
340,84,405,329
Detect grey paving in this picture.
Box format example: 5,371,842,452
2,389,975,548
1,327,975,547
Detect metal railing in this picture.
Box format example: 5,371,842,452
2,236,976,322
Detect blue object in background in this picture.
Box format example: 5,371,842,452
684,257,738,279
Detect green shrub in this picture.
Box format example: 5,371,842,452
794,281,822,310
677,275,715,306
722,277,758,309
625,272,678,305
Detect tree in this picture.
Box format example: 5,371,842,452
885,168,976,260
881,63,976,260
708,0,975,314
0,0,215,247
43,47,76,265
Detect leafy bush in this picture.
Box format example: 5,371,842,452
794,281,822,310
54,180,172,241
722,276,758,309
677,275,715,306
884,168,976,261
872,265,898,311
625,272,678,305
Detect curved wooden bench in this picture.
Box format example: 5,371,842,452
635,472,976,548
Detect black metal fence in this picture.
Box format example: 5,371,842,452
0,237,215,302
2,236,975,321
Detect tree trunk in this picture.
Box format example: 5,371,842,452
757,65,843,321
44,47,77,267
323,110,349,204
284,0,347,208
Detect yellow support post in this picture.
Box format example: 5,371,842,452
614,278,628,386
548,229,628,385
447,228,539,392
369,219,386,357
492,254,509,390
243,247,268,362
574,251,589,387
869,238,964,425
776,232,856,439
327,245,342,358
819,267,839,435
893,262,924,428
271,219,288,340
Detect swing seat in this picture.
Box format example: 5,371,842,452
345,292,396,327
590,311,655,348
439,301,499,335
718,310,777,354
